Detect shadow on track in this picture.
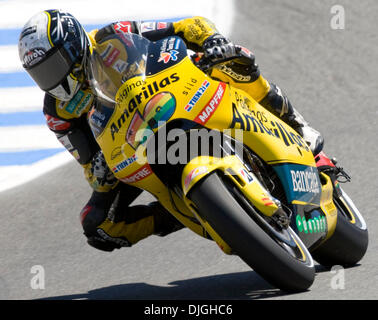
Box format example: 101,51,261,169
40,271,299,300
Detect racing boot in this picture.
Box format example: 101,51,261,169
259,83,324,155
285,107,324,155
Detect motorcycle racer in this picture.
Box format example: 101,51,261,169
18,9,323,252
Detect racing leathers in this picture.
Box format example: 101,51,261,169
43,16,320,252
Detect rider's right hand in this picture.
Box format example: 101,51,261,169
201,34,257,69
202,34,240,64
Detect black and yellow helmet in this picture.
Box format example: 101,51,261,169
18,9,90,101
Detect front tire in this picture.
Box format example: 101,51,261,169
311,187,368,267
189,172,315,292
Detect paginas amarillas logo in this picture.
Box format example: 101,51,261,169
126,92,176,149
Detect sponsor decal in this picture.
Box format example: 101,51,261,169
88,104,114,138
240,46,253,57
127,92,176,149
45,115,71,131
104,48,120,67
217,64,251,82
120,163,152,183
157,22,168,29
239,168,253,184
296,215,327,234
117,79,146,103
194,82,226,124
182,78,198,96
140,22,156,33
111,147,122,160
112,59,128,73
114,21,132,35
89,109,106,130
96,229,131,247
230,103,309,151
58,134,74,151
273,164,322,205
65,90,85,113
58,133,80,161
100,43,113,60
184,166,208,189
23,48,45,67
112,154,137,173
110,73,179,140
127,111,144,147
185,80,210,112
290,168,320,195
65,91,93,115
158,37,181,63
75,92,93,115
158,50,179,64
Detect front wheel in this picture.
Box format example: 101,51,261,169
189,172,315,292
311,187,368,267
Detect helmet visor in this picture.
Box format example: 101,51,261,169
26,46,75,91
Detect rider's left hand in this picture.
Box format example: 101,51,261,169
85,150,118,192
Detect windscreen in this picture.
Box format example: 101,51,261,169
88,32,149,106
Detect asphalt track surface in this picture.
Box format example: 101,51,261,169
1,0,378,301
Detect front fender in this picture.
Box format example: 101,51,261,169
182,155,280,218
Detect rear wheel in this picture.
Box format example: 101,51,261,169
189,172,315,292
311,187,368,267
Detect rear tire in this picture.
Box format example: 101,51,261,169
311,188,368,267
190,172,315,292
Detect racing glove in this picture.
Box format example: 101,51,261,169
202,34,257,69
202,34,240,63
84,150,119,192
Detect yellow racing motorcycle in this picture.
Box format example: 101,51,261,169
87,32,368,292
